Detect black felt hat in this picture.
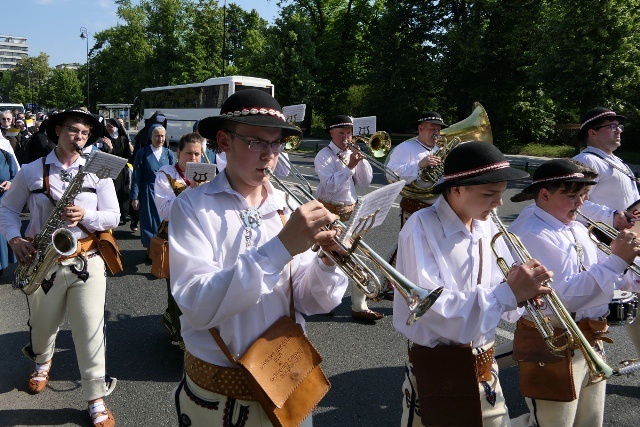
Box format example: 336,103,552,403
432,141,529,193
46,108,103,146
517,159,597,196
576,107,626,141
197,89,301,140
416,111,448,128
327,115,353,131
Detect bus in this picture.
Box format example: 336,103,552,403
136,76,274,143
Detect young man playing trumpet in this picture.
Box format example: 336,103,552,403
509,159,640,427
314,115,382,321
169,89,349,426
394,141,553,427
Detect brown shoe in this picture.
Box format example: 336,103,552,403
352,309,384,322
28,360,51,394
89,400,115,427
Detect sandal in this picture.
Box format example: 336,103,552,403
28,360,52,394
88,399,115,427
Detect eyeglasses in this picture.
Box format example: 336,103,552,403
1,118,11,122
593,123,624,132
62,124,91,138
224,129,286,152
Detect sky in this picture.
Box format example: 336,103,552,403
2,0,280,67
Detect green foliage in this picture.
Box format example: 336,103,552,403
515,143,575,158
42,68,84,108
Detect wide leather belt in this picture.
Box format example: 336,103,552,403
400,197,431,215
518,316,613,349
184,351,255,400
57,236,98,261
319,201,356,221
411,343,495,383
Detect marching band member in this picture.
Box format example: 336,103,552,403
394,142,553,427
313,115,381,321
169,89,348,426
0,109,119,427
509,159,640,427
154,132,203,348
572,107,640,358
386,111,448,224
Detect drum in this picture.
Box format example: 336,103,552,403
607,290,638,325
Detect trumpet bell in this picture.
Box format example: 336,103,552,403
405,286,443,326
367,131,392,158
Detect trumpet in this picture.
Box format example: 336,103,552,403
342,131,401,181
265,157,442,325
490,210,640,382
577,210,640,277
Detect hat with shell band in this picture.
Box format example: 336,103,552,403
431,141,529,193
46,108,103,146
517,158,597,196
327,115,353,131
197,89,302,140
416,111,448,128
576,107,626,141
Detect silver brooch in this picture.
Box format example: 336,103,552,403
240,206,262,248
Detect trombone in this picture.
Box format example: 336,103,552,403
343,131,401,181
265,156,442,325
577,210,640,277
490,210,640,382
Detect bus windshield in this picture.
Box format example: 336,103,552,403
138,76,273,143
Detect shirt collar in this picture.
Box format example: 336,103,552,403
433,196,491,240
328,141,348,154
46,149,86,169
532,205,574,232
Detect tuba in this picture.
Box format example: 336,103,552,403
392,102,493,201
490,210,640,382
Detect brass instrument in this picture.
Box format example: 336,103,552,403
265,157,442,325
577,210,640,277
393,102,493,201
343,131,400,181
490,210,640,382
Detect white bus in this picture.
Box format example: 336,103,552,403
137,76,274,143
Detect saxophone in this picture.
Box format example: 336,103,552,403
14,148,95,294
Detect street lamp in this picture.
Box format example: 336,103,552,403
79,27,89,110
222,1,239,76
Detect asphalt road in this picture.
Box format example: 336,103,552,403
0,149,638,426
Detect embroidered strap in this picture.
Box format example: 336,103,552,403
584,150,639,184
209,209,294,364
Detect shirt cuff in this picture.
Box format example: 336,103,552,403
492,280,518,312
606,253,631,275
261,235,294,271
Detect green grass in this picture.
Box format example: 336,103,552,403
514,143,575,158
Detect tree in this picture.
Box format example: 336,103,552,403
6,53,51,110
42,68,84,109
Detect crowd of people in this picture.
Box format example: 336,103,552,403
1,93,639,427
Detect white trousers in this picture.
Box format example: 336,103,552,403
401,359,512,427
25,254,109,401
524,350,606,427
175,374,313,427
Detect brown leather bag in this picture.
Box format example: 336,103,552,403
513,320,576,402
408,345,482,426
150,236,169,279
209,262,330,427
96,230,123,275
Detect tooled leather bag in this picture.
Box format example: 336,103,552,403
209,287,329,427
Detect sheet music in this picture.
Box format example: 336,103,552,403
344,179,405,238
626,199,640,236
282,104,306,123
84,151,128,179
186,162,217,184
352,116,377,136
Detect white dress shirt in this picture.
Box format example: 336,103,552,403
0,150,119,241
510,206,639,320
314,142,373,205
386,137,438,184
393,196,521,348
574,147,640,224
155,164,191,222
169,171,349,366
